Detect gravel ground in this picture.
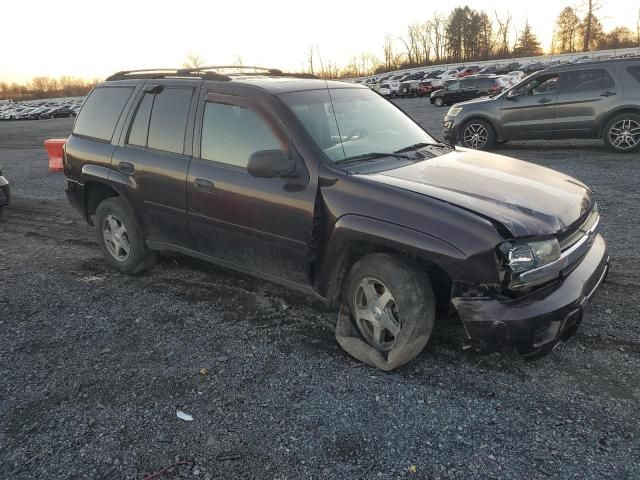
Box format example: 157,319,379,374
0,101,639,480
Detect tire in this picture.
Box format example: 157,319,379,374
602,113,640,153
95,197,156,274
341,253,435,368
459,118,496,150
434,97,444,107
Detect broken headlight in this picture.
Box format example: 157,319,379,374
502,239,561,274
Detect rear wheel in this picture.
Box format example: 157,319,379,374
95,197,156,274
338,254,436,369
603,113,640,153
459,119,496,150
434,97,444,107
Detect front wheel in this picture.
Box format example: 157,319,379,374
603,114,640,153
337,254,435,370
434,97,444,107
95,197,156,274
459,119,496,150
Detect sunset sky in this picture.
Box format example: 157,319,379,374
2,0,638,82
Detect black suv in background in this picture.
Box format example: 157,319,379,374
443,58,640,152
64,66,608,370
430,76,507,107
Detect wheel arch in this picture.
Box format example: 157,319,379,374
316,215,464,309
598,107,640,137
458,115,500,142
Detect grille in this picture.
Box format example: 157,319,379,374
558,205,599,252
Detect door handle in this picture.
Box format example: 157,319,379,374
601,91,616,97
118,161,134,175
537,98,552,104
194,178,214,193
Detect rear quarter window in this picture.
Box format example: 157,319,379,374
73,86,134,142
627,66,640,83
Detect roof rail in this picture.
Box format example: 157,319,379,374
105,66,318,82
105,69,231,82
177,65,284,75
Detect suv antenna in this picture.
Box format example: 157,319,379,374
315,46,347,161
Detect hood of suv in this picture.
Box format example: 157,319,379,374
363,149,593,238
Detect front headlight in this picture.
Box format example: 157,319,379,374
447,106,463,116
503,239,561,273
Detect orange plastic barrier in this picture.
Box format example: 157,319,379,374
44,138,67,172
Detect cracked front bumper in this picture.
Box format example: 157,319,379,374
453,234,609,357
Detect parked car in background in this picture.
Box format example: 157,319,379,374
430,76,507,107
417,79,443,97
399,72,425,97
457,66,480,77
0,167,10,217
443,58,640,153
438,69,460,81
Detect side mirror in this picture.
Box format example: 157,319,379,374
247,149,296,179
506,90,519,100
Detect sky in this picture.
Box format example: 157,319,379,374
2,0,638,82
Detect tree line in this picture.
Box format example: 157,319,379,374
333,4,640,77
0,76,99,101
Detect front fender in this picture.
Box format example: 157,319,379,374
316,214,500,303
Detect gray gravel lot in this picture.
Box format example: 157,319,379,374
0,100,639,480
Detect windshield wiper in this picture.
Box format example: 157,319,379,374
334,152,414,164
394,141,448,153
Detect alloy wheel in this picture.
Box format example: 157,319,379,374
353,277,401,352
608,119,640,151
102,214,131,262
462,123,489,149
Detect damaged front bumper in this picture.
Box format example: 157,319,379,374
453,234,609,357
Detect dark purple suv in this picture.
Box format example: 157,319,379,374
64,66,609,370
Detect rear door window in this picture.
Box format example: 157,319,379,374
127,92,153,147
73,86,134,141
147,88,193,154
477,78,493,88
563,69,615,91
461,79,476,89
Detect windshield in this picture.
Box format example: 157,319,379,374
280,88,436,163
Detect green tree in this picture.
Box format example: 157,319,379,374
514,21,543,57
554,6,581,53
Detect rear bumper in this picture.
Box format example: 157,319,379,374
65,179,87,221
0,176,10,207
453,234,609,357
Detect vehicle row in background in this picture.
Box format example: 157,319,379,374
0,98,81,120
359,52,639,99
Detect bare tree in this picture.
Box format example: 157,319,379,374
554,6,581,53
382,34,396,70
582,0,604,51
183,53,205,71
494,11,513,58
430,13,446,62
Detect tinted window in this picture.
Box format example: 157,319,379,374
127,93,153,147
147,88,192,154
563,69,614,91
477,78,493,88
201,103,282,168
516,74,559,95
73,86,134,141
461,79,476,89
627,66,640,83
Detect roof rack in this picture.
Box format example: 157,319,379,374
105,66,318,82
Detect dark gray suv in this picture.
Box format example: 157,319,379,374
443,58,640,153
